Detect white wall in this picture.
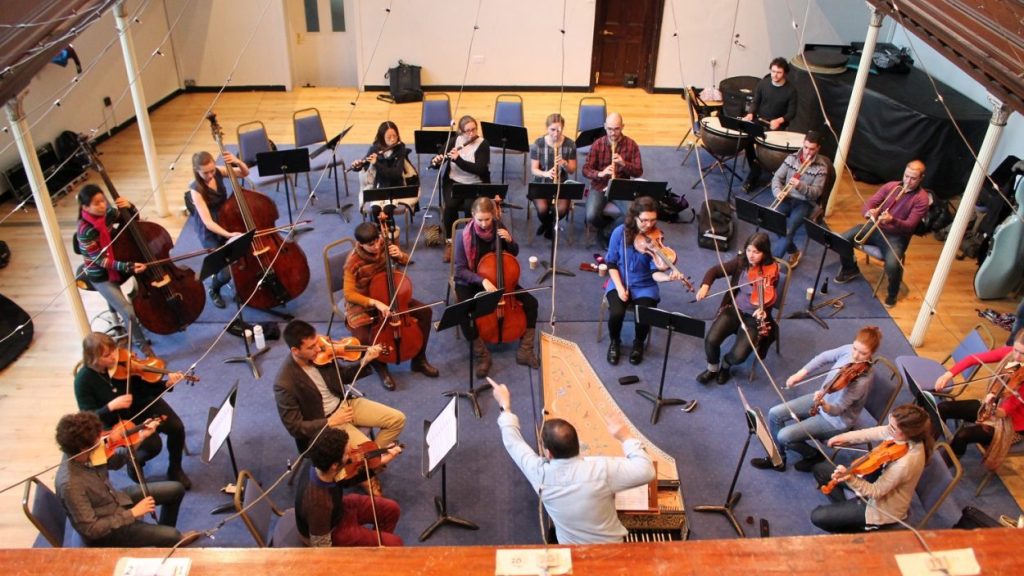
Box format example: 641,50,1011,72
0,0,180,187
353,0,595,88
165,0,292,89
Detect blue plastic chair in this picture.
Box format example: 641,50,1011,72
22,477,84,547
292,108,348,197
492,94,527,181
236,121,286,202
914,442,961,528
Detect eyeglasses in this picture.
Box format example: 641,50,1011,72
605,126,623,132
637,217,657,224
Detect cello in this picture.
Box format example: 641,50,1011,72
475,220,527,344
207,113,310,309
80,137,206,334
367,208,424,364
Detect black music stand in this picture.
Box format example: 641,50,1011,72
694,386,780,537
420,396,478,541
720,116,763,200
481,121,529,184
527,182,585,283
256,149,313,235
607,180,668,204
312,125,354,221
203,382,240,514
450,183,509,204
735,197,787,237
413,130,453,216
635,307,701,424
436,290,504,418
787,219,854,329
575,126,606,150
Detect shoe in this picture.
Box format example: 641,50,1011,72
543,225,554,240
179,530,203,547
443,240,452,263
375,364,396,391
833,268,861,284
536,222,547,236
167,465,192,490
411,355,439,377
473,338,491,378
696,369,717,384
741,181,754,193
716,368,732,385
794,454,826,473
208,288,225,309
788,250,802,268
516,328,540,368
883,294,897,309
628,340,644,365
606,339,621,365
750,457,786,472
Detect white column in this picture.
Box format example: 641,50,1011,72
909,96,1009,346
826,7,885,217
4,96,90,337
113,0,168,217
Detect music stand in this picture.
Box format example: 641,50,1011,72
203,382,240,514
720,116,763,200
481,121,529,184
312,125,354,222
575,126,606,150
606,180,669,204
414,130,452,156
694,385,780,537
419,396,478,541
735,197,787,237
436,290,504,418
635,307,702,424
903,362,954,441
450,183,509,203
527,182,585,282
787,219,854,329
200,232,269,379
256,149,313,234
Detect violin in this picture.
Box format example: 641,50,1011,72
335,441,404,484
820,439,908,495
633,229,695,292
312,335,389,365
367,208,424,364
92,415,168,461
475,220,527,344
110,348,199,385
809,360,873,416
978,363,1024,421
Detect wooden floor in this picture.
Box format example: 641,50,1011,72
0,87,1019,547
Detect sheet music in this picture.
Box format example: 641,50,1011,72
207,397,233,460
614,484,651,511
426,397,458,471
737,386,782,466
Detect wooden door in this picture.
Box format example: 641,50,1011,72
590,0,664,91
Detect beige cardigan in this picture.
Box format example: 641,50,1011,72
838,426,926,527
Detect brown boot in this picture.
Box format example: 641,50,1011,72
516,328,539,368
473,338,491,378
443,240,452,263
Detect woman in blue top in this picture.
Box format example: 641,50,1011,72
604,196,683,366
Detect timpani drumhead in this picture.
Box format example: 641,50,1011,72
700,117,748,159
755,130,804,174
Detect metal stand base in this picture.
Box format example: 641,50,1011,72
636,390,697,425
225,346,269,379
787,307,828,330
443,382,491,419
419,495,480,541
694,492,745,537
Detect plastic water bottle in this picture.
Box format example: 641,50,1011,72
253,324,265,350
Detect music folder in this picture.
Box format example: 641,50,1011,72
737,386,782,467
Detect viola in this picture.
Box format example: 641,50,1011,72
809,360,873,416
111,348,200,385
978,363,1024,421
747,262,779,311
367,209,424,364
207,113,310,310
335,441,404,484
820,439,908,495
96,416,168,459
313,335,389,365
475,221,527,344
633,229,695,292
80,137,206,334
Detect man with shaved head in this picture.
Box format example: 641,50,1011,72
583,112,644,247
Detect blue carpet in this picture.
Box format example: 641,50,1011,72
63,145,1017,547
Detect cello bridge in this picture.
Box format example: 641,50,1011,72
150,274,171,288
253,246,271,256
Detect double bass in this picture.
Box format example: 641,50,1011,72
207,114,310,309
367,208,424,364
81,137,205,334
475,221,526,344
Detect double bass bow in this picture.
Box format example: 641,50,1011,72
80,137,206,334
367,207,424,364
207,113,310,310
475,220,527,344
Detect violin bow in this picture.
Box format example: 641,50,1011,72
121,325,158,522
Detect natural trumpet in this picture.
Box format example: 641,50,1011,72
852,184,905,245
769,154,814,210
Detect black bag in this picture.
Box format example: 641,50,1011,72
381,60,423,104
953,506,1001,529
915,194,952,237
657,190,695,223
697,199,734,250
54,130,89,173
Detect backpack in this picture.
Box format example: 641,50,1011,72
696,199,734,250
657,190,694,223
379,61,423,104
54,131,90,173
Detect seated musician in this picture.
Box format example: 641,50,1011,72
273,320,406,495
742,56,798,192
188,150,248,309
694,232,780,385
603,196,684,366
74,332,191,489
834,160,930,309
342,222,439,391
810,404,933,533
582,112,643,247
529,113,578,239
350,120,414,189
431,115,491,263
768,130,829,268
752,326,881,472
55,411,198,547
76,184,152,354
454,197,539,376
934,330,1024,464
491,381,655,544
295,427,403,547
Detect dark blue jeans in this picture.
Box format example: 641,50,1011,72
839,226,909,300
771,197,813,259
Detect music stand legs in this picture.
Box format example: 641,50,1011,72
786,243,829,329
224,307,269,378
319,155,353,222
419,464,479,542
694,431,752,538
636,328,697,424
538,228,575,284
443,326,491,418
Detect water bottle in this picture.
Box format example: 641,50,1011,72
253,324,266,350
